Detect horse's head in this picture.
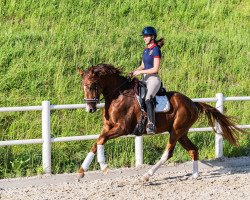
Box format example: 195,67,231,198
78,64,124,113
78,66,102,113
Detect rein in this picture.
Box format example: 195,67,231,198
99,77,131,102
83,77,132,103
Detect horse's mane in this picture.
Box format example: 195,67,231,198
88,63,123,77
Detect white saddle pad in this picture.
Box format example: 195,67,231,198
155,95,170,113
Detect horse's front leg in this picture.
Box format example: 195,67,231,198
96,123,125,173
78,123,110,179
77,143,97,179
78,123,124,179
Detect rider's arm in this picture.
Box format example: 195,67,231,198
141,57,160,74
133,58,160,75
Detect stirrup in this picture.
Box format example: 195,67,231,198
146,122,156,134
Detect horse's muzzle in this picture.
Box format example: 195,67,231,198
85,104,97,113
84,98,99,113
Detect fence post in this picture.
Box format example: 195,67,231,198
42,101,51,174
135,136,143,166
215,93,224,158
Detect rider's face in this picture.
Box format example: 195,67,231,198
143,35,153,45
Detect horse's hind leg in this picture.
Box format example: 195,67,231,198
142,133,178,182
178,135,199,178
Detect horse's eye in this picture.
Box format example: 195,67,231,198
89,85,95,91
84,84,95,91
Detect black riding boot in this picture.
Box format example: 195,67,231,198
145,99,156,134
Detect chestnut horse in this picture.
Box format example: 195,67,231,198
78,63,244,182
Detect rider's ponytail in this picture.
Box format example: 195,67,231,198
156,38,164,48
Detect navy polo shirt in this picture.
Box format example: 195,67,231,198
142,43,161,70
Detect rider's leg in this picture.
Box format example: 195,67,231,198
145,98,156,133
144,74,161,134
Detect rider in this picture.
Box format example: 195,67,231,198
133,26,164,134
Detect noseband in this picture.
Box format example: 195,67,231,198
84,98,99,103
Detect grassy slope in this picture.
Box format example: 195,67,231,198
0,0,249,178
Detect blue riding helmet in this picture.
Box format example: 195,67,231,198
141,26,157,38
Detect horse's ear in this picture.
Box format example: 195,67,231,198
89,67,100,77
77,68,84,77
93,68,100,77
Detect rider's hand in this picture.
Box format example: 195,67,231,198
133,70,142,76
128,72,134,77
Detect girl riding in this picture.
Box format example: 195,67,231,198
133,26,164,134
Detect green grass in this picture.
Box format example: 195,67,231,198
0,0,250,178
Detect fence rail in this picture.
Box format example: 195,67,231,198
0,93,250,174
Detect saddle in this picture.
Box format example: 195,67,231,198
132,78,170,136
133,78,170,113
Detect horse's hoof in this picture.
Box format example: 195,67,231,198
192,172,199,179
141,174,149,182
77,167,85,180
101,165,109,174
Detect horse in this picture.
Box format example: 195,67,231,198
77,63,245,182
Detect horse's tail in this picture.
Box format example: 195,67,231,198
195,102,247,146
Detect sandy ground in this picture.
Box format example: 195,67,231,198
0,156,250,200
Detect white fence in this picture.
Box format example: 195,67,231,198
0,93,250,174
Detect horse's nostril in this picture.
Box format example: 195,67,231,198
90,108,97,113
89,108,97,113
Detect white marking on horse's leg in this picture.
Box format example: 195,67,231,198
81,152,95,171
192,160,199,179
97,145,108,171
142,151,169,181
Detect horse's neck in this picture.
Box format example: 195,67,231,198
101,75,131,101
